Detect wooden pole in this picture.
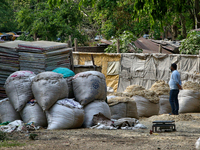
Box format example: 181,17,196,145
198,50,200,73
117,39,120,53
159,44,162,53
74,38,78,52
69,35,72,48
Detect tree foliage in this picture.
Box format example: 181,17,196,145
105,31,143,53
179,30,200,54
2,0,200,54
0,0,17,32
16,0,87,43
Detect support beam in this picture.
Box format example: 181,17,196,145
74,38,78,52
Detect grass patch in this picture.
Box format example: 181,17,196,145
0,141,25,148
0,131,7,141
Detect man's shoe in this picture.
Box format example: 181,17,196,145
169,113,175,115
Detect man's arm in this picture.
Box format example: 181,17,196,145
176,83,182,90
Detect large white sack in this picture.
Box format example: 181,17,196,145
32,72,69,111
159,95,171,114
46,98,84,130
107,96,139,119
72,71,107,106
20,100,47,127
83,100,111,128
178,90,200,113
5,71,36,112
66,76,74,98
0,98,21,123
110,101,139,119
133,96,159,117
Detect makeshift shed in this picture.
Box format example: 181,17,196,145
118,53,200,92
73,52,121,92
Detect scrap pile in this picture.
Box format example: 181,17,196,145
0,41,22,99
0,41,73,100
17,41,73,74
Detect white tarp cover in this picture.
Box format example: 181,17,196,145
118,54,200,92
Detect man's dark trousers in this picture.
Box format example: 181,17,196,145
169,89,179,115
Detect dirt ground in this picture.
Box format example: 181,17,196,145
1,113,200,150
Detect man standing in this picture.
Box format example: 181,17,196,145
169,63,182,115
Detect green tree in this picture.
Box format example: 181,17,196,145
0,0,18,32
16,0,87,44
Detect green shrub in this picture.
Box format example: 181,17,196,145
179,31,200,55
105,31,143,53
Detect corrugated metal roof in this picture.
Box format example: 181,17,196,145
134,37,173,54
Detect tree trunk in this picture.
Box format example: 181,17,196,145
171,17,178,40
180,14,187,38
34,33,37,41
195,0,200,28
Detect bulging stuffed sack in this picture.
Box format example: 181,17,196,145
83,100,111,128
20,99,47,127
32,72,69,111
0,98,21,122
178,90,200,113
72,71,107,106
133,96,159,117
107,96,139,119
46,98,84,130
5,71,36,112
159,95,171,114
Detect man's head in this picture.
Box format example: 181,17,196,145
171,63,177,71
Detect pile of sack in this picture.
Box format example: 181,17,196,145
108,80,200,118
72,71,110,128
1,68,110,129
107,84,159,118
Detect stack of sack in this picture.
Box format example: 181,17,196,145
107,96,139,119
1,69,112,129
1,69,85,130
72,71,111,128
123,85,159,117
3,71,48,127
178,81,200,113
32,71,84,129
149,80,171,114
